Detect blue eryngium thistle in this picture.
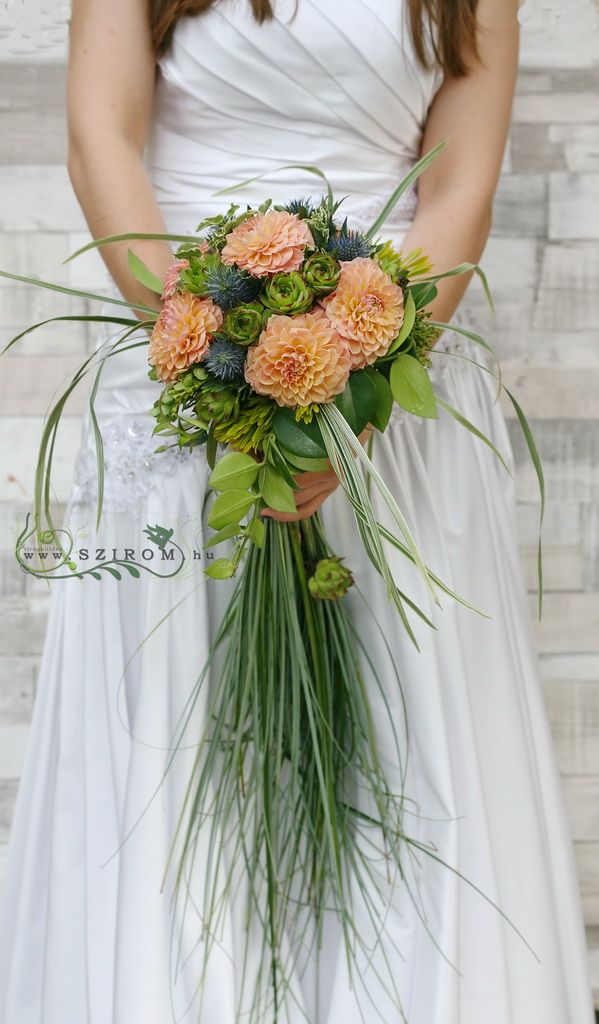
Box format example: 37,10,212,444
326,227,375,261
284,196,315,219
203,262,261,311
204,337,247,382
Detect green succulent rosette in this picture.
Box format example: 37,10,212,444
176,251,220,295
193,370,240,426
260,271,314,315
308,556,354,600
223,302,265,346
302,251,341,296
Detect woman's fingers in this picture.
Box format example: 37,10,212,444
259,425,374,522
263,492,332,522
262,472,340,522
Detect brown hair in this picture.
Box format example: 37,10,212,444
150,0,479,77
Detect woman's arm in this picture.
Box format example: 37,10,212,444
266,0,520,522
66,0,172,315
402,0,520,323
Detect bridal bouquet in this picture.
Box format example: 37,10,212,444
1,145,543,1019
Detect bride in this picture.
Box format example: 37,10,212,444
0,0,594,1021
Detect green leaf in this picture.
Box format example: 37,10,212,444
206,424,218,470
205,524,241,548
364,368,393,432
127,249,164,295
103,566,122,581
387,290,416,355
334,370,376,434
390,354,438,419
260,465,297,514
272,408,328,459
204,557,236,580
267,442,301,491
209,451,261,492
278,446,331,473
410,282,438,310
208,489,256,530
246,517,266,548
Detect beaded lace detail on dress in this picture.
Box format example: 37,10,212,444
347,185,418,230
69,416,192,516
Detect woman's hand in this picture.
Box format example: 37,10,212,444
261,426,373,523
262,467,340,523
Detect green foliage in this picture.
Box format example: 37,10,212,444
209,451,261,492
278,447,331,473
272,407,328,459
168,515,413,1022
204,557,236,579
387,290,416,356
127,249,164,295
410,281,438,310
208,489,257,530
389,354,438,419
364,140,448,239
304,197,341,248
334,370,376,434
193,201,269,251
246,516,266,548
204,524,242,548
212,393,275,454
260,463,297,514
409,310,442,365
363,367,393,432
374,240,406,283
375,241,433,284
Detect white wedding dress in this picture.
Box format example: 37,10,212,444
0,2,594,1022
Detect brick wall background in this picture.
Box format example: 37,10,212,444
0,0,598,1002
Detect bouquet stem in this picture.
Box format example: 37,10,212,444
167,513,410,1020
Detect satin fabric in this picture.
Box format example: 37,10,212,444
0,1,594,1021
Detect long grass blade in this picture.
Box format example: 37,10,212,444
214,164,335,207
364,140,447,239
435,396,513,476
0,269,159,315
1,314,140,355
503,387,545,616
64,232,202,263
415,263,494,313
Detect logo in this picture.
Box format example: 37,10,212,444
15,514,219,582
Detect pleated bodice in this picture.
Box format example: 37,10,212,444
145,0,444,233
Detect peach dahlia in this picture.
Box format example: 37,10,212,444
149,292,223,383
222,210,314,278
321,257,405,368
245,311,351,407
